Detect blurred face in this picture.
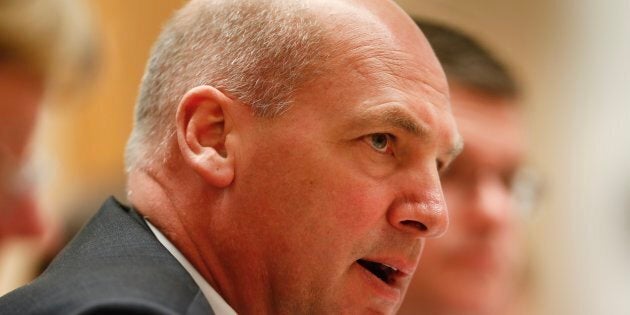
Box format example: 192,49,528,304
0,61,43,163
0,61,44,240
212,30,462,315
401,84,527,315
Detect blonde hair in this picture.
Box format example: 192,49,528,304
0,0,97,90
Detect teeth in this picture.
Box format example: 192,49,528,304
357,259,397,284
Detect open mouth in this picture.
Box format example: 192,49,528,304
357,259,399,285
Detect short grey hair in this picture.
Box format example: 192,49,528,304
125,0,328,172
413,19,519,98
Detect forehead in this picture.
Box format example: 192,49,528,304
288,40,460,157
450,86,524,137
326,32,453,119
308,0,450,97
283,1,460,150
450,86,526,163
335,46,450,112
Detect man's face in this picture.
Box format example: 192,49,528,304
214,42,461,314
403,84,527,314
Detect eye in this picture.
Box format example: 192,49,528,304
365,133,394,154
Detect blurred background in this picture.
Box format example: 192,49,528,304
397,1,630,314
1,0,629,314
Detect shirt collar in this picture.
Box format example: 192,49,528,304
145,219,237,315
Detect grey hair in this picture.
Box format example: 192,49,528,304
413,19,519,98
125,0,328,172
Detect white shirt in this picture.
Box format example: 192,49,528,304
145,220,237,315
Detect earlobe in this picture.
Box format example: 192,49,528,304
176,85,235,188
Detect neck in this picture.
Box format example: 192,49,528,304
126,168,220,291
127,166,276,314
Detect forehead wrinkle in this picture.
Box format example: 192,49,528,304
340,46,450,112
345,46,425,83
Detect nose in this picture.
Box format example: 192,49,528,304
387,170,449,238
466,172,512,232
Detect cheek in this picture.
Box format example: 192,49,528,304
0,72,43,158
500,217,527,255
0,100,41,158
442,182,466,210
252,154,389,255
328,182,390,233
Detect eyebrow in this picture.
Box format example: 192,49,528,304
357,106,429,137
355,106,464,160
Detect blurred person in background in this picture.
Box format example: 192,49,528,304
398,20,536,315
0,0,96,294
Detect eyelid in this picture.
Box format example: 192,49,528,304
364,133,396,155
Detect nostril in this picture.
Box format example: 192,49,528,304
401,220,427,232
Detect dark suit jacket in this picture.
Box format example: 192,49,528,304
0,197,215,315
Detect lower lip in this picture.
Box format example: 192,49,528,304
355,261,402,303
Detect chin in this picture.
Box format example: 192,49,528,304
445,285,512,315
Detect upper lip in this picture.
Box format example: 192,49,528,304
449,246,501,269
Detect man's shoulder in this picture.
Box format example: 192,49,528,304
0,290,210,315
0,197,213,315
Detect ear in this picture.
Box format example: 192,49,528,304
176,85,235,188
